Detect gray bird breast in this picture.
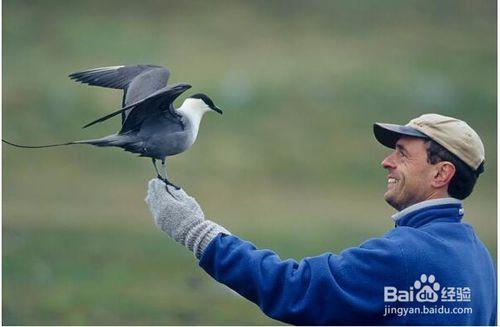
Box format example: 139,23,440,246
138,116,195,159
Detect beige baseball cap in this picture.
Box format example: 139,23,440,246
373,113,485,171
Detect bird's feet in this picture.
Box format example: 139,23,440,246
166,181,181,190
157,175,181,197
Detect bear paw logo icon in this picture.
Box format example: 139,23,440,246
414,274,440,303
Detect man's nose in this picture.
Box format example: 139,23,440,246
381,153,396,169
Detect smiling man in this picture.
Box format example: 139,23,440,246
145,113,496,325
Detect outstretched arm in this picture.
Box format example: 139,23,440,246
199,233,406,325
145,179,406,325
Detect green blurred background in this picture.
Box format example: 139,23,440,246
3,0,496,325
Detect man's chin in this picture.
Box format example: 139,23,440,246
383,191,392,203
384,192,400,211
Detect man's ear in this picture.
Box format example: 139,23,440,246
432,161,456,188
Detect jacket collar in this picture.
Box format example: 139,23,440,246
391,198,464,228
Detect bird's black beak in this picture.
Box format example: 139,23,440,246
211,106,223,115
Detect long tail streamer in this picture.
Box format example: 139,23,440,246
2,139,73,148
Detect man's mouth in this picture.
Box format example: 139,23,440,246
387,177,399,184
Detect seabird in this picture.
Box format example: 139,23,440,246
3,64,223,190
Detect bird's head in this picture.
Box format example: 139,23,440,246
182,93,223,116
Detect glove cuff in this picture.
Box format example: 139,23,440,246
183,220,231,259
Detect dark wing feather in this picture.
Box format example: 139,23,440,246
81,83,191,131
81,107,129,129
69,64,170,122
120,84,191,134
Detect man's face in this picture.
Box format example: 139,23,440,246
381,137,437,211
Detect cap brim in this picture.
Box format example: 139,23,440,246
373,123,428,148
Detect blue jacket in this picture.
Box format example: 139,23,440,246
199,199,496,325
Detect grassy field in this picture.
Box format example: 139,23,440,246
3,0,496,325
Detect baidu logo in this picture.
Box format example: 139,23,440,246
384,274,470,303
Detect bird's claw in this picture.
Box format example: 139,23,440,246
164,182,181,198
166,183,181,192
165,184,177,198
157,176,181,196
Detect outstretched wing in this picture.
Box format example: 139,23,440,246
69,64,170,122
81,83,191,133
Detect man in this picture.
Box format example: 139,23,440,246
145,113,496,325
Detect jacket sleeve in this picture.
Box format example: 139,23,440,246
198,233,408,325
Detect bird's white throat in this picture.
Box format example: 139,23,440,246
176,98,211,141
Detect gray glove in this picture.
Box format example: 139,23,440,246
145,178,231,259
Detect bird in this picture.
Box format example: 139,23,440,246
3,64,223,191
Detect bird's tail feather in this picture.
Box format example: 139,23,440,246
2,139,74,148
3,135,121,148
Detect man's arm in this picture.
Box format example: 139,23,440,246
146,179,407,325
199,233,407,325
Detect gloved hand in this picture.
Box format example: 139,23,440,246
145,178,230,259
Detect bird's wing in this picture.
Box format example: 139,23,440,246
81,84,191,132
120,84,191,134
69,64,170,122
